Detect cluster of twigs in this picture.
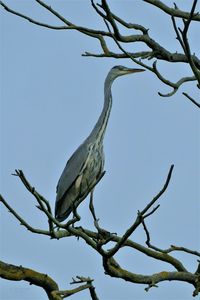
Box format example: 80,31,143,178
0,0,199,107
0,165,200,298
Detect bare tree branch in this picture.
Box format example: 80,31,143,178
166,246,200,257
0,0,111,56
2,163,200,295
182,92,200,108
0,261,99,300
141,216,200,258
0,194,51,236
103,19,196,97
0,189,189,273
143,0,200,22
91,0,149,34
0,1,68,30
70,276,99,300
105,165,174,258
171,0,200,87
13,169,57,235
102,256,199,296
35,0,110,38
1,0,200,104
1,0,199,67
0,260,60,300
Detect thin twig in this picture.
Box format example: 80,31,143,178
106,165,174,258
58,283,91,298
35,0,111,38
165,245,200,257
182,92,200,108
0,194,51,236
141,165,174,216
143,205,160,219
69,276,99,300
141,217,172,253
172,0,200,88
14,169,55,235
0,1,68,29
141,216,200,257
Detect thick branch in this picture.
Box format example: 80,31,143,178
0,260,59,300
143,0,200,21
0,261,99,300
103,257,199,295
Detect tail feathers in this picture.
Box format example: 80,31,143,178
55,196,73,222
55,209,72,222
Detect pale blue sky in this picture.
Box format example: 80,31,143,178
1,1,199,299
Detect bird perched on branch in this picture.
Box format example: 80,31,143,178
55,65,145,222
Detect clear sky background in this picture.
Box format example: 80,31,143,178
1,1,199,299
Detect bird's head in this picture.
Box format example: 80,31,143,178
110,66,145,78
108,65,145,81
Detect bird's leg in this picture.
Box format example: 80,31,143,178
91,203,113,247
69,202,81,228
89,171,106,221
89,190,102,235
89,187,114,246
89,189,98,221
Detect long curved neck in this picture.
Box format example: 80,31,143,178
88,75,114,143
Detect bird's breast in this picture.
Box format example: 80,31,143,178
78,142,104,196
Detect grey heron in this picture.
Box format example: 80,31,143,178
55,65,145,221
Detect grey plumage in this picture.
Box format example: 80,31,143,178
55,65,145,221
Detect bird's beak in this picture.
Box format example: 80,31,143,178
127,68,145,73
